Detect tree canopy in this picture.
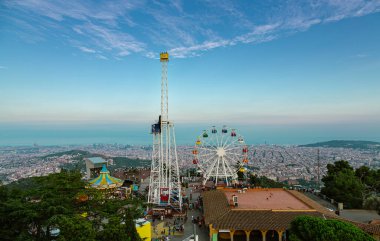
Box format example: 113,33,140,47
321,160,380,208
0,170,144,241
249,174,285,188
289,216,375,241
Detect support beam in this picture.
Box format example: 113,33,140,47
277,230,284,241
245,230,251,241
230,230,235,241
209,224,218,241
261,230,267,241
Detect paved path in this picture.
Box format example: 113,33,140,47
151,183,209,241
302,192,337,211
340,209,380,223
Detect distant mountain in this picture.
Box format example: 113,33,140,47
299,140,380,150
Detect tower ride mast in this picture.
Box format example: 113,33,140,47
148,52,182,211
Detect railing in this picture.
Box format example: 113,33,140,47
300,189,343,211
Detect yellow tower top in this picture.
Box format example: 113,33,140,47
160,52,169,61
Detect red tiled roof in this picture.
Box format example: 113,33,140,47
224,189,312,210
203,190,230,224
214,210,322,230
203,189,380,235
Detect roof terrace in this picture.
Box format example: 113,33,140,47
224,188,312,210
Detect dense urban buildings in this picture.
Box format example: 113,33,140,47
1,144,379,185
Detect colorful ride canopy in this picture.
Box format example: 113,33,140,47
88,164,123,190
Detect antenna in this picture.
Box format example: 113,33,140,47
317,149,321,191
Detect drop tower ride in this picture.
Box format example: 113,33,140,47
148,52,182,211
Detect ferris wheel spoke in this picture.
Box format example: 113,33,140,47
200,136,218,149
198,151,212,158
223,137,240,149
199,137,210,147
221,157,229,182
198,148,214,153
224,145,243,152
219,132,223,146
228,154,243,168
202,153,218,165
198,145,214,150
198,152,215,158
215,131,221,147
223,155,237,178
224,154,237,165
220,131,227,147
204,156,220,180
225,151,244,157
222,131,232,147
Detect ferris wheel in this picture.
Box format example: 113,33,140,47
192,126,249,186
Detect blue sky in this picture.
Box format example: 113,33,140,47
0,0,380,143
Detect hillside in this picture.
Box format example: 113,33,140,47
300,140,380,150
39,149,151,172
41,149,95,159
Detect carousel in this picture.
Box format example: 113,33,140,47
87,164,123,190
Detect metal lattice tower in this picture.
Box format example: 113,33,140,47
148,52,182,211
317,149,321,190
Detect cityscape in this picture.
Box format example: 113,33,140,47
1,143,379,185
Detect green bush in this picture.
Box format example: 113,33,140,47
289,216,375,241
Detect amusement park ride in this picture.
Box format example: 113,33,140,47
148,52,182,212
193,126,249,186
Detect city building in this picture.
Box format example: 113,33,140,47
203,188,380,241
85,157,108,179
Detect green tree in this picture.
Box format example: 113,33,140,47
289,216,375,241
0,170,145,241
321,160,364,208
356,166,380,196
52,215,96,241
364,195,380,215
250,174,285,188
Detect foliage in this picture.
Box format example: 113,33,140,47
111,157,151,170
321,161,364,208
355,166,380,195
289,216,375,241
363,195,380,215
0,170,144,241
287,179,319,189
249,174,285,188
52,215,96,241
321,160,380,208
41,150,91,159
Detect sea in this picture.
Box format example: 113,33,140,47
0,123,379,146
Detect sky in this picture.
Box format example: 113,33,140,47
0,0,380,144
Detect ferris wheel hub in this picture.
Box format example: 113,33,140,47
216,147,226,157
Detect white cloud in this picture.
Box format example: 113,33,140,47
4,0,380,59
77,46,97,53
73,23,145,56
145,52,157,59
96,54,108,60
170,40,230,58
